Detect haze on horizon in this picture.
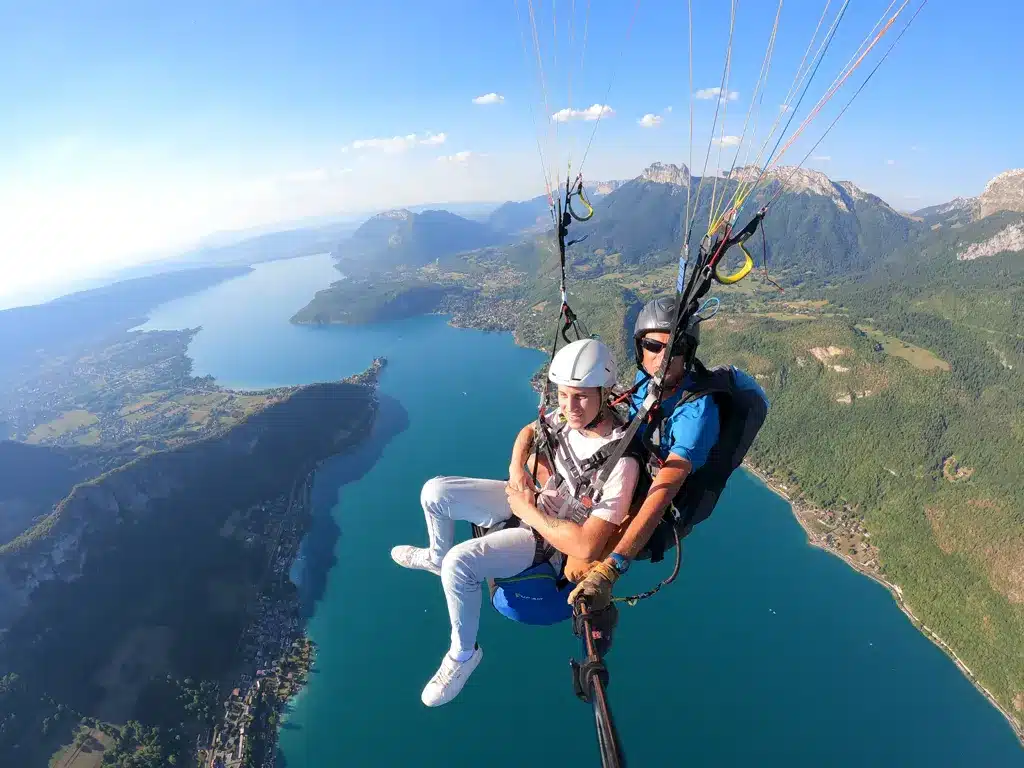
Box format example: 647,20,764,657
1,0,1020,307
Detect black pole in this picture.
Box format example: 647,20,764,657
571,600,627,768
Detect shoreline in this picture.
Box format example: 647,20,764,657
451,306,1024,743
743,462,1024,746
203,366,383,766
203,469,321,768
452,308,1024,746
286,307,1024,748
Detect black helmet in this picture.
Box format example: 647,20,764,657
633,295,700,366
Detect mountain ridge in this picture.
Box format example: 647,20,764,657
914,168,1024,227
335,208,504,271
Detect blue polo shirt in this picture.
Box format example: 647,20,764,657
628,370,720,470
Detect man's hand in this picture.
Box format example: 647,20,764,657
564,555,597,583
567,560,619,611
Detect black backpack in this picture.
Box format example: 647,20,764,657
634,362,769,562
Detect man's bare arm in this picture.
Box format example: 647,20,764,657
611,453,692,559
506,488,617,561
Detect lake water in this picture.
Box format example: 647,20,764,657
141,253,1023,766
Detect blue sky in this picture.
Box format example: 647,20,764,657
1,0,1021,302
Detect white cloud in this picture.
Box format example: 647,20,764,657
438,151,477,164
696,87,739,102
472,92,505,105
551,104,614,122
886,159,896,165
812,155,831,162
346,132,446,153
638,113,663,128
910,145,923,152
712,135,742,147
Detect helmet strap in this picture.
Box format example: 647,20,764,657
583,401,609,431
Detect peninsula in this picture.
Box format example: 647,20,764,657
0,358,386,767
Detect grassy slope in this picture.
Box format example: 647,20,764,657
695,311,1024,720
491,250,1024,726
284,204,1024,726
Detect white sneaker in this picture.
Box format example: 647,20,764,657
421,648,483,707
390,545,441,575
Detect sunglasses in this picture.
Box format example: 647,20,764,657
639,338,668,354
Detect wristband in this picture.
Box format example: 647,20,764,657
608,552,630,575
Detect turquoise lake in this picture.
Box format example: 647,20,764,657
141,253,1024,766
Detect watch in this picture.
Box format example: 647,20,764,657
608,552,630,575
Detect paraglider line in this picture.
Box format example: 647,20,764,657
577,0,642,176
773,0,929,207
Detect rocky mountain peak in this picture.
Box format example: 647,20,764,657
640,162,690,186
836,180,869,201
727,165,762,184
377,209,412,221
938,197,980,215
737,166,839,198
727,165,852,210
979,169,1024,218
590,180,625,195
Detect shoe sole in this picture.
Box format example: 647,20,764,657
391,547,441,576
421,649,483,707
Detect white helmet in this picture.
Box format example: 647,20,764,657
548,338,617,389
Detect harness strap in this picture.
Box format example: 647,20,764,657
546,414,631,507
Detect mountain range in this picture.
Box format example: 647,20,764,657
3,157,1024,759
335,163,1023,284
485,179,626,235
301,163,1023,341
335,208,505,271
573,162,1023,277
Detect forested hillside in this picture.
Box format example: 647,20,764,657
289,164,1024,733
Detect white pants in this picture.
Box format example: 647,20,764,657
420,476,539,656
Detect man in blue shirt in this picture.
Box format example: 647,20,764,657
568,295,721,608
628,360,720,477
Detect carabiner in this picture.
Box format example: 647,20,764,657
712,241,755,285
567,181,595,222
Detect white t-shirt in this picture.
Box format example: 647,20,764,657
538,409,639,528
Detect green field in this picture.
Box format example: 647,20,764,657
27,411,99,444
50,726,114,768
856,324,951,371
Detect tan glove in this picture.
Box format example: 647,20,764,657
567,560,619,611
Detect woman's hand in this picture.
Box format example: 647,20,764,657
507,463,534,493
504,484,535,519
